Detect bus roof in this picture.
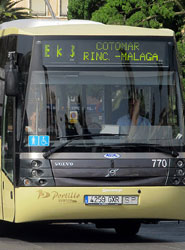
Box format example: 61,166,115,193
0,19,174,37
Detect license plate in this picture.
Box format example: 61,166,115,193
85,195,122,205
84,195,138,205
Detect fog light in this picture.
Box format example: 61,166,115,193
23,178,31,186
176,160,184,168
172,177,180,185
39,179,47,186
176,168,184,176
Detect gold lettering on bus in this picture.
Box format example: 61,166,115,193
37,190,50,199
51,191,80,200
37,190,80,203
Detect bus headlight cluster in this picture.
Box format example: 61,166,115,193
20,158,54,187
172,159,185,185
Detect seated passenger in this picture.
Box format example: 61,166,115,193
112,98,128,124
25,110,37,134
117,97,150,126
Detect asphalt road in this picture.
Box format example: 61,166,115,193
0,221,185,250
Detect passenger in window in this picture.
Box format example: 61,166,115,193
117,97,150,126
26,110,37,134
112,98,128,124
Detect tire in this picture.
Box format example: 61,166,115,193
115,221,141,238
0,221,13,237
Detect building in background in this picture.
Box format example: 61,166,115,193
13,0,68,19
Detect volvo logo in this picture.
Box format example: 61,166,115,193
105,168,119,177
54,162,74,167
104,153,120,159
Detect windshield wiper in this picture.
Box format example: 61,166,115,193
108,142,179,158
43,133,127,158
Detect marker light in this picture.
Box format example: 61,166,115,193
176,169,184,177
176,160,184,168
31,160,41,168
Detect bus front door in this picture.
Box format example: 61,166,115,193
1,96,15,222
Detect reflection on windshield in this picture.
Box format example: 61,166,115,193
23,70,184,150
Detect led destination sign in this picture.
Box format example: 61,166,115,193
42,39,168,66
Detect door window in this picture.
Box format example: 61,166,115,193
2,96,14,181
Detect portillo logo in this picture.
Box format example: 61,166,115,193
37,190,80,203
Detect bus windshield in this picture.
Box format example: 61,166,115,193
22,68,184,152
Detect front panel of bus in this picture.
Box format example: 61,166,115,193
4,34,185,223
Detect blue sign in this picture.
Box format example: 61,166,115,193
39,136,50,146
28,135,39,146
28,135,50,147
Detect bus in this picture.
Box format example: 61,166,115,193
0,18,184,236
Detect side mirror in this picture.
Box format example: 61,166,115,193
5,68,18,96
5,52,18,96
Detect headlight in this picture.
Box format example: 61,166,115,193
31,160,42,168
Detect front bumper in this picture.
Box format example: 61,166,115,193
14,186,185,223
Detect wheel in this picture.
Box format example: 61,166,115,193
0,221,13,236
115,221,141,238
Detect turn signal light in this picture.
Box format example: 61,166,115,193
176,160,184,168
23,178,31,186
